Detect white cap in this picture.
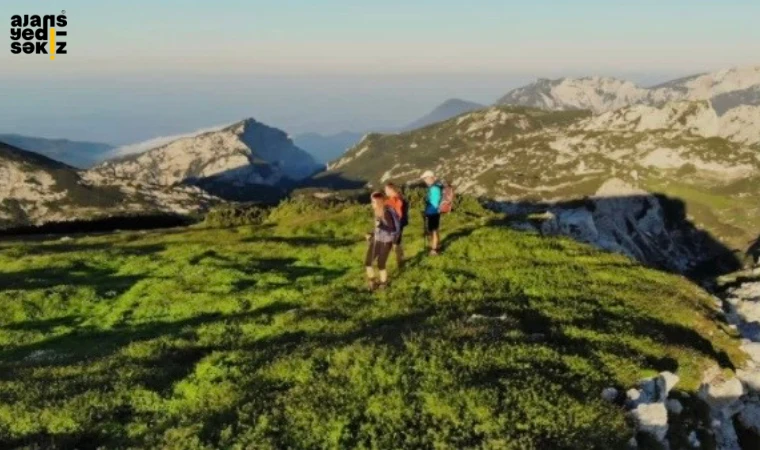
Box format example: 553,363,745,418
420,170,435,179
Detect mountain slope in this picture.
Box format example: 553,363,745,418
0,142,216,229
318,103,760,273
293,131,364,163
90,119,321,200
0,197,745,448
402,98,485,131
496,77,647,114
497,66,760,114
0,134,114,168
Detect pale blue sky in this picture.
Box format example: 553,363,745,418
1,0,759,143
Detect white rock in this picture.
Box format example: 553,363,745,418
666,399,683,415
742,341,760,364
601,387,618,402
631,402,669,442
699,376,745,411
657,371,680,401
737,368,760,392
627,388,642,405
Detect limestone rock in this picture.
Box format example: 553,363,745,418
737,368,760,392
630,402,669,442
699,376,745,411
601,387,618,403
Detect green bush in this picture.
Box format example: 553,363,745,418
203,204,270,227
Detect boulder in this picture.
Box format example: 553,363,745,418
666,399,683,415
699,375,745,411
737,368,760,392
630,402,669,442
656,371,680,401
601,387,618,403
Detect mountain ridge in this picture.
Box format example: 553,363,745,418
497,66,760,114
0,134,114,168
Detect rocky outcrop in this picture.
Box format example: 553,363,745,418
497,66,760,115
90,119,320,194
538,179,732,275
0,142,218,230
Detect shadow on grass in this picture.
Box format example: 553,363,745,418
16,242,166,258
242,235,358,248
0,262,146,294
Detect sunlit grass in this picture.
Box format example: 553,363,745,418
0,197,743,449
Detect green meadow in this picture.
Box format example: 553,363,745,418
0,196,743,449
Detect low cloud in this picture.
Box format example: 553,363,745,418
110,123,232,157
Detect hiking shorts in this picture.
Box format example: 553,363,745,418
365,239,393,270
394,227,405,246
425,214,441,233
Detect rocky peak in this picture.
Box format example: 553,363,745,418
88,117,320,198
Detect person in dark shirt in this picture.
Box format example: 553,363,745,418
365,191,400,291
384,183,408,268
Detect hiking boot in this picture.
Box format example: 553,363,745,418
429,249,440,256
367,279,378,291
376,282,389,291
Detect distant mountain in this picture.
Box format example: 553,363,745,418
90,118,321,201
401,98,485,131
109,123,232,158
294,131,364,164
319,100,760,273
0,134,114,168
497,66,760,114
0,142,216,229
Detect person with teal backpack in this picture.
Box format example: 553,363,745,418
364,191,401,291
420,170,454,256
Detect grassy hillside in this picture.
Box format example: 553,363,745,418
0,197,743,449
319,105,760,256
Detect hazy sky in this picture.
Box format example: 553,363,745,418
1,0,759,144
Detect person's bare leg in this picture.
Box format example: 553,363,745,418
366,266,376,289
431,231,440,253
379,270,388,284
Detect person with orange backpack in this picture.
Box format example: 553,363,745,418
420,170,454,256
384,183,409,268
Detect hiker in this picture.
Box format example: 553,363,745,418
365,191,400,291
384,183,409,268
421,170,443,255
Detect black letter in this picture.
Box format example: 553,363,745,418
10,15,22,27
43,15,55,29
30,15,41,28
35,41,47,54
57,42,67,55
22,28,34,40
34,28,48,40
22,42,35,54
10,28,21,41
11,42,20,54
57,15,67,27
